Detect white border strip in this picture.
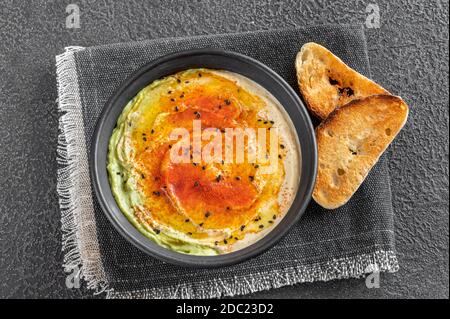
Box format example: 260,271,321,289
56,47,109,294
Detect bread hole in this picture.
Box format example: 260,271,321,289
338,87,355,97
337,168,345,176
325,129,334,137
328,77,339,85
385,128,392,136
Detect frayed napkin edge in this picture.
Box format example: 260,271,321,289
106,250,399,299
56,46,110,295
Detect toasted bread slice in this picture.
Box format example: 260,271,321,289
313,95,409,209
296,42,389,120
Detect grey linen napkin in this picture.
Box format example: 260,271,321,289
56,25,399,298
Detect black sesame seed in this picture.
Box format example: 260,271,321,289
187,232,192,235
278,154,282,159
224,99,231,105
259,225,264,229
214,241,218,245
270,120,275,124
226,206,231,211
168,145,172,149
280,144,285,149
264,121,268,124
272,215,276,220
170,98,175,102
198,73,202,77
202,166,206,170
194,181,199,187
249,176,254,181
223,239,228,244
153,191,160,196
234,237,238,240
240,225,245,231
174,106,179,112
268,220,274,224
116,172,121,175
216,175,222,182
199,223,204,227
254,164,259,169
177,79,181,83
185,219,189,222
143,137,147,141
151,129,154,134
205,211,211,218
235,176,241,181
155,229,160,234
167,90,172,94
141,174,145,179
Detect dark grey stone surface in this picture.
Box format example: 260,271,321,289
0,0,448,299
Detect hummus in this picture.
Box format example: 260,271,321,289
108,68,300,255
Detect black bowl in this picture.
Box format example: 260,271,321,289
90,49,317,267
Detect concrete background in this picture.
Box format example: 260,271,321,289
0,0,448,298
